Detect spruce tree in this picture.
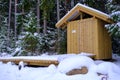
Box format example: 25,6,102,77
105,0,120,54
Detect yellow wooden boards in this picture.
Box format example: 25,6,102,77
67,20,79,53
96,19,112,59
67,18,112,59
0,58,59,66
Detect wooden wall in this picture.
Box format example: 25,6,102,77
67,18,112,59
95,18,112,59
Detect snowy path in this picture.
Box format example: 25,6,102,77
0,54,120,80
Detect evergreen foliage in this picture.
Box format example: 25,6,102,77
17,11,58,55
105,0,120,54
18,12,38,55
40,0,55,20
59,29,67,54
0,17,15,54
0,20,8,53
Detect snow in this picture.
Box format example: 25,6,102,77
110,11,120,16
46,64,57,74
117,22,120,27
78,52,96,57
57,56,95,73
11,47,21,56
0,52,12,57
77,3,109,17
0,53,120,80
18,61,25,70
0,55,58,60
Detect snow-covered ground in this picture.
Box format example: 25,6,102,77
0,53,120,80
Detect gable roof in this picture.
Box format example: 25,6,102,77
56,3,113,28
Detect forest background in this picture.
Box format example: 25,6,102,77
0,0,120,56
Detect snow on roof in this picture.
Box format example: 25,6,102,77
77,3,109,17
56,3,113,28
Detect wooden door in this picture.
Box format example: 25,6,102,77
67,18,95,54
67,20,79,53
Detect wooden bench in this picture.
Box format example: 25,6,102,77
0,58,59,66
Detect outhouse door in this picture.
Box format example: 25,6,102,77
67,18,95,55
67,20,80,53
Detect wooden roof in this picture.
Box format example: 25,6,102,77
56,3,113,28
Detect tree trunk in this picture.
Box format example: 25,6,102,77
14,0,17,41
43,10,47,34
21,5,24,32
7,0,12,46
57,0,60,53
37,0,40,33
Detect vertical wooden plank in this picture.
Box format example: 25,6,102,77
104,25,112,59
79,20,84,53
93,18,99,59
71,21,75,53
89,19,94,54
97,19,104,59
77,20,80,53
88,19,94,53
67,22,71,53
74,21,77,53
70,22,73,53
67,23,70,53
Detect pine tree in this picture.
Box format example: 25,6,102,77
106,0,120,37
20,11,38,55
0,18,8,53
40,0,55,34
105,0,120,54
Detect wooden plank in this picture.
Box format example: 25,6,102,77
74,21,77,53
67,22,70,53
97,19,105,59
79,19,84,53
72,22,74,53
70,22,74,53
76,21,80,53
93,18,99,59
104,24,112,59
0,58,59,66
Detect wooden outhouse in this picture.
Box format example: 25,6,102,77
56,3,113,59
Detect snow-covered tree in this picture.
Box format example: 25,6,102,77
0,17,15,54
19,11,38,55
105,0,120,54
106,0,120,36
